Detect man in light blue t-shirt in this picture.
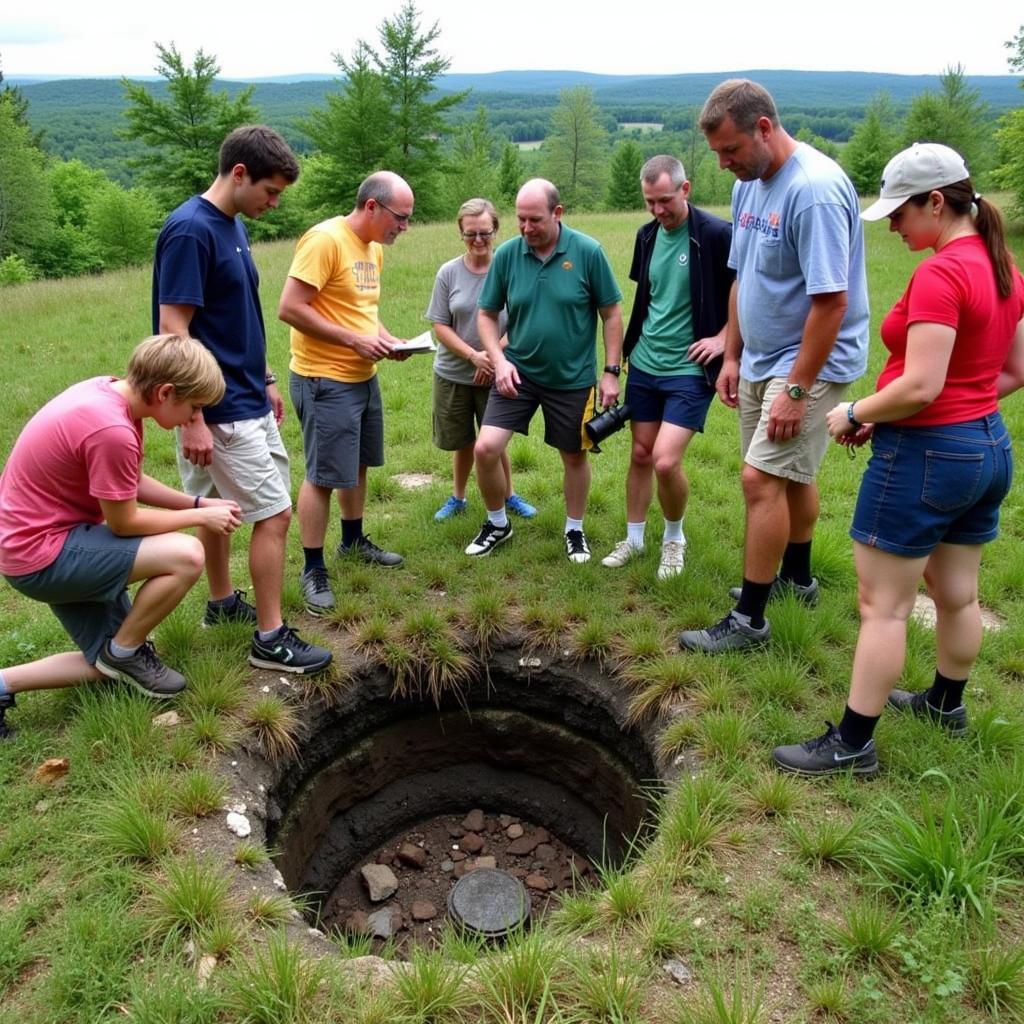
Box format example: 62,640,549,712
679,79,868,654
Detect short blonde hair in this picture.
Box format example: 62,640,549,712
125,334,225,406
457,197,499,232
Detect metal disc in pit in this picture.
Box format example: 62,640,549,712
447,868,530,938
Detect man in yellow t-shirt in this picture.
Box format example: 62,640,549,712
278,171,414,615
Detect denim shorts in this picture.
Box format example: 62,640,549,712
4,523,141,664
624,365,715,431
850,413,1013,557
290,372,385,490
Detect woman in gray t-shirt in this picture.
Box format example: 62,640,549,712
424,198,536,522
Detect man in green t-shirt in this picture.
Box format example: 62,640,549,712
466,179,623,563
601,155,734,580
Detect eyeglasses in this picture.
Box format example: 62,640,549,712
377,201,412,224
461,230,495,240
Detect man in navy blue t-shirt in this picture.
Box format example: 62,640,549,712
153,125,331,674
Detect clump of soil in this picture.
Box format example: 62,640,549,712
321,808,596,950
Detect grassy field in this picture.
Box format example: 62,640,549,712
1,202,1023,1023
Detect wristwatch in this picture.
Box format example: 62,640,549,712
786,383,808,400
604,364,621,377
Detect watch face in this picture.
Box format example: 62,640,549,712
787,384,807,400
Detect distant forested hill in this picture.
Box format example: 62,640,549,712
18,69,1021,184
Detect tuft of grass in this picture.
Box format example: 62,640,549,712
246,892,297,928
92,783,181,864
657,773,735,864
594,861,650,927
624,655,705,723
561,943,646,1023
969,943,1024,1020
476,926,563,1020
244,694,301,764
745,771,799,818
859,778,1024,916
673,963,766,1024
613,617,664,663
170,767,228,819
122,963,222,1024
802,974,851,1022
657,715,699,759
464,588,510,658
636,899,689,960
197,917,244,960
971,707,1024,755
391,945,473,1022
829,895,902,963
550,887,602,935
225,930,326,1024
188,706,238,752
296,663,350,706
786,817,861,868
697,709,756,766
179,655,248,717
144,855,236,941
353,612,390,652
234,840,270,870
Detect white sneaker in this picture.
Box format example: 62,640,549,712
601,538,642,568
658,538,687,579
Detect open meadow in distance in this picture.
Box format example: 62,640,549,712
1,202,1023,1023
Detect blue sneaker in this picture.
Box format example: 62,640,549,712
435,496,468,521
506,494,537,519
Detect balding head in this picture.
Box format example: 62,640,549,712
517,178,560,212
356,171,413,210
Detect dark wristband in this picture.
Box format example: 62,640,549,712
847,402,861,427
194,495,202,508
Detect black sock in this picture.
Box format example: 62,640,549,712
780,540,812,587
303,547,326,573
926,670,967,712
341,518,363,548
838,704,880,749
736,579,773,629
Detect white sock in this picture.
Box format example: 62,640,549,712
663,518,684,544
487,507,508,528
565,517,583,534
109,638,141,658
626,521,646,548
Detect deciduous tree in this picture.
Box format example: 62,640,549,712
544,87,608,211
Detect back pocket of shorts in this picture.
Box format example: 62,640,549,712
921,450,985,512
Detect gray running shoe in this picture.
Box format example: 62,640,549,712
772,722,879,777
728,576,819,607
888,689,967,736
338,535,404,567
202,589,257,627
248,625,333,674
96,639,187,698
678,611,770,653
299,567,335,616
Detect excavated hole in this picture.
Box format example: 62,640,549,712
264,647,672,951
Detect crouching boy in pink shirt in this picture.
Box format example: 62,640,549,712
0,334,242,739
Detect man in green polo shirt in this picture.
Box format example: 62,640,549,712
465,178,623,562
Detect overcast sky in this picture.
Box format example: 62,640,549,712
2,1,1020,79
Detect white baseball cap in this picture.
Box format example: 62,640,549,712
861,143,970,221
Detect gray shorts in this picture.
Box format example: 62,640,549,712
5,523,141,664
290,372,385,490
739,377,848,485
177,412,291,523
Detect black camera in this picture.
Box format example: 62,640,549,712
585,403,631,452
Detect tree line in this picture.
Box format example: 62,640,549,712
3,7,1023,286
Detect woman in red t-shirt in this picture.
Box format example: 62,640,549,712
773,143,1024,776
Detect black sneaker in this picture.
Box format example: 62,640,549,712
0,693,15,741
728,576,820,607
299,567,335,616
465,521,513,557
338,535,404,567
888,689,968,736
565,529,591,564
678,611,770,653
96,639,187,699
202,589,258,627
772,722,879,776
249,624,333,674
